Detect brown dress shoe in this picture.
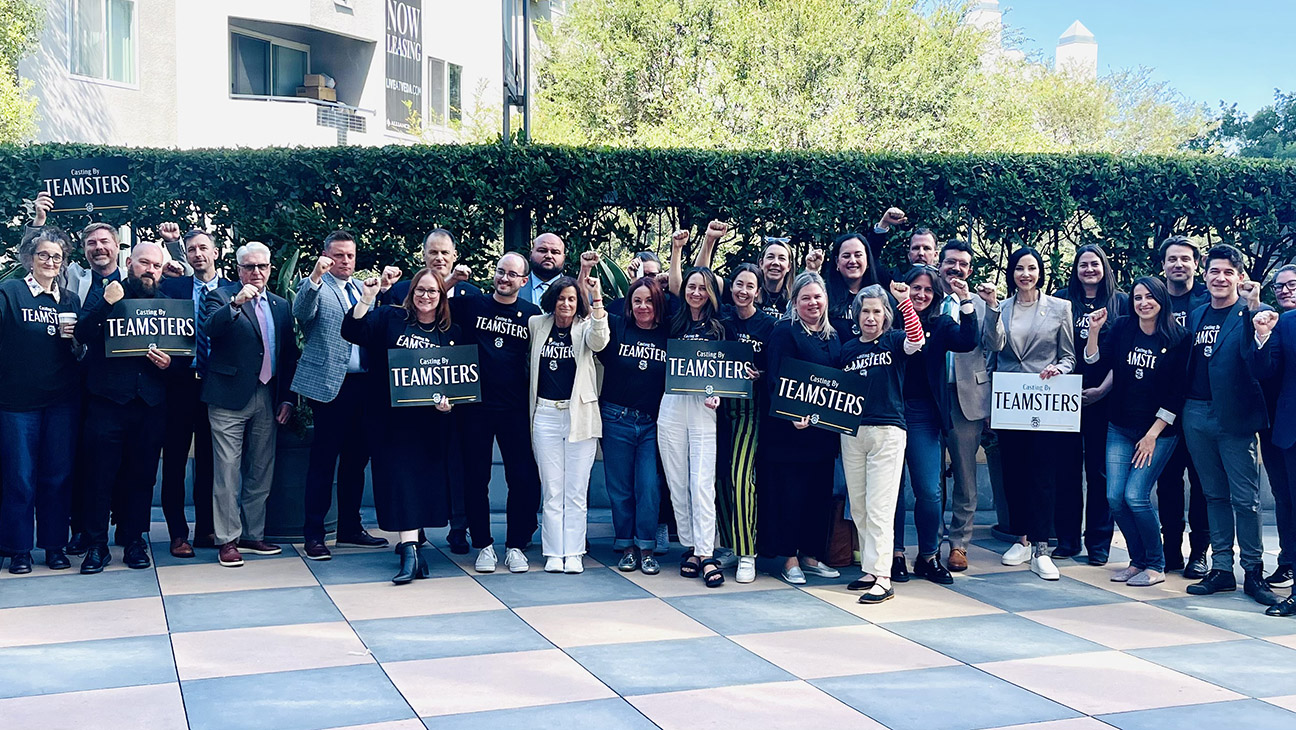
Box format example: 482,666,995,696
236,539,282,556
170,538,195,558
303,540,332,561
219,542,244,567
948,547,968,572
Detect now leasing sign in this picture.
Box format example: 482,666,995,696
990,372,1082,433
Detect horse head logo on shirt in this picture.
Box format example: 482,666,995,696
705,385,715,395
494,337,504,349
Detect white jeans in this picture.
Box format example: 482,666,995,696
657,394,717,557
532,402,596,558
841,425,907,577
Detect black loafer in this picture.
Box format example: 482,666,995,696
914,556,954,585
1265,565,1294,589
858,585,895,604
45,548,71,570
1187,569,1237,595
446,529,470,555
1265,595,1296,617
80,545,112,574
847,575,878,591
65,532,89,557
890,555,910,583
337,530,389,549
123,539,151,570
8,552,33,574
1184,551,1209,580
1245,570,1280,606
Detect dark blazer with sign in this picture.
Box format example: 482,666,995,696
1187,299,1268,437
201,285,298,412
73,289,173,407
1251,308,1296,448
990,294,1076,376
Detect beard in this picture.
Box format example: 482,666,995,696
532,260,563,280
125,272,158,298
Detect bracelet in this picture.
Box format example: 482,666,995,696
591,298,603,303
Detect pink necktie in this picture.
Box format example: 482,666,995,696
254,296,273,384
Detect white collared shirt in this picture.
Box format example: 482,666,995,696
25,274,60,303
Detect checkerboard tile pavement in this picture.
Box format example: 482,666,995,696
1,510,1294,730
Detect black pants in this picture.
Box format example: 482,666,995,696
81,395,165,547
998,429,1061,544
161,371,214,541
1156,436,1210,556
461,405,540,550
1261,432,1292,570
1055,405,1114,557
303,374,371,542
758,459,835,561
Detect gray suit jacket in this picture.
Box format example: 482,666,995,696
950,296,1006,421
990,294,1075,375
291,272,360,403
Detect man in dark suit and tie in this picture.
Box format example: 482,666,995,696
203,242,298,568
1252,266,1296,616
73,242,175,574
158,228,227,558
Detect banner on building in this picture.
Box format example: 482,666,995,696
665,340,753,399
769,358,866,435
105,299,195,358
39,157,133,214
385,0,423,133
990,372,1083,433
388,345,481,407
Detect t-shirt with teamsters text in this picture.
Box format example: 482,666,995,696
450,291,540,409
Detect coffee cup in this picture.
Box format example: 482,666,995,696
57,311,77,338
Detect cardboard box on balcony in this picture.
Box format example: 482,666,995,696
302,74,333,88
296,86,337,102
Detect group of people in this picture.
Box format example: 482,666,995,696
2,196,1295,617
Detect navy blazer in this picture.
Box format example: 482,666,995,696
1186,299,1268,437
201,285,298,412
159,274,223,375
1253,309,1296,449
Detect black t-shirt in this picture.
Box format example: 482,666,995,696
1187,305,1230,401
450,291,540,409
674,315,723,342
1101,320,1189,436
1168,286,1209,328
838,330,911,429
537,325,577,401
598,314,668,415
0,279,82,411
1055,289,1129,386
722,306,778,373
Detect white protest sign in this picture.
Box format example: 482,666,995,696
990,372,1082,433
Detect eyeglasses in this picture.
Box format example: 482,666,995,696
1274,281,1296,293
413,286,439,297
34,251,64,264
239,263,271,272
495,268,526,281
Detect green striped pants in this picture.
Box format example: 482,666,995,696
718,397,759,556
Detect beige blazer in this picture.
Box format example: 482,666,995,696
990,294,1075,375
950,295,1007,421
528,313,611,442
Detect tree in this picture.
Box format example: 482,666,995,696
1193,90,1296,159
533,0,1211,154
0,0,43,144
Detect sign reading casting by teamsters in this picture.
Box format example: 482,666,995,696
388,345,481,408
769,358,866,435
39,157,133,214
665,340,753,399
105,300,195,358
990,372,1083,433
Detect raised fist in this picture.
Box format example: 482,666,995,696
580,250,601,268
1088,306,1108,332
32,191,54,226
804,248,825,273
1238,278,1262,309
976,282,999,307
380,265,402,290
705,220,728,240
450,264,472,283
1254,309,1279,338
626,257,642,279
163,260,186,278
103,281,124,305
311,255,334,282
948,277,970,300
671,230,689,251
157,222,181,242
361,277,381,302
233,283,260,306
879,207,908,229
889,281,910,301
584,275,603,298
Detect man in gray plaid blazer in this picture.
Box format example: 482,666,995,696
291,230,388,559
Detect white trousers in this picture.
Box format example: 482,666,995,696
657,394,717,557
533,403,596,558
841,425,907,577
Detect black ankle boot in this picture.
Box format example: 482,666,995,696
393,542,419,585
416,545,433,579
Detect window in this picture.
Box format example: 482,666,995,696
70,0,136,84
449,63,462,123
426,58,463,125
230,32,309,98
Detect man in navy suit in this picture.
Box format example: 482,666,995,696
202,242,298,568
1253,265,1296,616
157,228,227,558
1182,244,1278,606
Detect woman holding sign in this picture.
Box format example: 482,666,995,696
0,228,82,574
1084,278,1188,587
989,247,1076,581
837,283,926,603
527,270,609,574
893,266,979,585
761,271,842,584
342,268,461,584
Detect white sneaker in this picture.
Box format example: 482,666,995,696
801,561,840,579
505,548,529,573
544,557,563,573
564,556,584,574
474,545,497,573
654,524,670,555
736,556,756,584
1031,554,1060,581
1002,542,1031,566
714,547,738,570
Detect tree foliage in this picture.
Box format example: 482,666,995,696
1194,90,1296,159
0,0,43,144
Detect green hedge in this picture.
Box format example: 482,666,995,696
4,143,1295,290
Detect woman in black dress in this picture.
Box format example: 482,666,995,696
343,268,462,584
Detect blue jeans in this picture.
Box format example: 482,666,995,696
895,399,943,558
0,397,80,554
601,403,660,551
1106,424,1177,573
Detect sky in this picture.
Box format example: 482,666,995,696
998,0,1295,114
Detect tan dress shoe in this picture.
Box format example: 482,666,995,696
948,547,968,572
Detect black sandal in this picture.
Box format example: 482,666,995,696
701,558,725,588
679,549,700,578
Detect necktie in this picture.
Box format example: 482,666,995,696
194,284,210,371
345,281,359,308
255,296,273,384
942,295,958,383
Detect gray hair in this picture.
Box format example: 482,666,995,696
19,226,74,272
634,251,661,266
849,284,894,332
785,271,835,339
1271,263,1296,283
236,241,272,264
